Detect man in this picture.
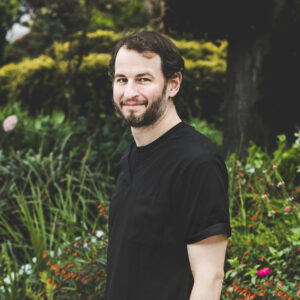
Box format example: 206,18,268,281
105,30,231,300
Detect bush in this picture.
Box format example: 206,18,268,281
0,30,226,123
0,56,65,112
223,132,300,299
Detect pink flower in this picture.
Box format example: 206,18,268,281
298,247,300,252
293,205,298,210
257,267,271,277
284,206,290,212
2,115,18,132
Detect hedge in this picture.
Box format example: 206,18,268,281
0,30,227,120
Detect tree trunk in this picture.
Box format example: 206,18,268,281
0,28,7,66
222,32,272,156
222,0,296,157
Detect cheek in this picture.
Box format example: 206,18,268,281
113,86,122,101
143,86,163,100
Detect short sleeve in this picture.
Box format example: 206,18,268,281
180,154,231,244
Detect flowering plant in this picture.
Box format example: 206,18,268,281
2,115,18,132
40,229,108,299
223,133,300,299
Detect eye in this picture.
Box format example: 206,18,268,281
115,77,127,84
138,77,150,83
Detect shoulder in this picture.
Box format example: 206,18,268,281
167,123,228,178
172,123,222,163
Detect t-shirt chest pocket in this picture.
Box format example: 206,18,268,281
128,192,165,247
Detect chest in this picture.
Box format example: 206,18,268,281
109,160,183,247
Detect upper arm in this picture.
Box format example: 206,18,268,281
187,234,228,280
180,155,231,244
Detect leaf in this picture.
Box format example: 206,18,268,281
268,246,277,256
290,227,300,236
51,109,65,125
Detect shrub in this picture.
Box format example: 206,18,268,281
223,132,300,299
0,56,65,112
173,39,227,61
0,30,226,123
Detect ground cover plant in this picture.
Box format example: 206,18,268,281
223,133,300,299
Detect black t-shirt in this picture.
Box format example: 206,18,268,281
105,122,231,300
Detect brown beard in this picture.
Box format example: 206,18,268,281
113,85,167,128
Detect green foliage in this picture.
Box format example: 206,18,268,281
0,56,64,111
0,29,227,123
111,0,149,31
0,145,111,299
3,24,299,299
40,229,107,299
223,132,300,299
25,0,90,56
173,39,227,61
52,30,121,60
0,0,19,29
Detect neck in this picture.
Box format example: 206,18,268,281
131,100,181,147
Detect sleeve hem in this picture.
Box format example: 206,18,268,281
185,222,231,245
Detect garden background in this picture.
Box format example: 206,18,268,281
0,0,299,299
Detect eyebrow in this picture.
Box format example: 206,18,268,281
114,72,154,78
114,74,126,78
136,72,154,78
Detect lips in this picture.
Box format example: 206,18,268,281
124,103,143,106
121,100,147,106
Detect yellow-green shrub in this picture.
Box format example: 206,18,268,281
174,39,227,61
177,56,226,119
51,29,121,60
0,30,227,120
0,56,65,112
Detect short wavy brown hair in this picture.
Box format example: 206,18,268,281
109,30,184,81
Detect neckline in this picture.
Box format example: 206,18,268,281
126,121,185,181
135,121,184,153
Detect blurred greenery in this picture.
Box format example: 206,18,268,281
0,1,299,298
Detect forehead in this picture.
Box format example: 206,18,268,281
114,47,163,77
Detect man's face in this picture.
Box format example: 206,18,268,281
113,47,169,128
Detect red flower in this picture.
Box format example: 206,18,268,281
251,215,258,221
51,264,58,271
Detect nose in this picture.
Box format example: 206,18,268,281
123,81,139,99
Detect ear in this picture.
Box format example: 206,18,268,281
167,72,182,98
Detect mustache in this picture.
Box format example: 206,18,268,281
120,99,148,106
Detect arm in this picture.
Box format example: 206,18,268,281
187,234,228,300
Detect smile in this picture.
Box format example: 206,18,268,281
121,100,147,107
